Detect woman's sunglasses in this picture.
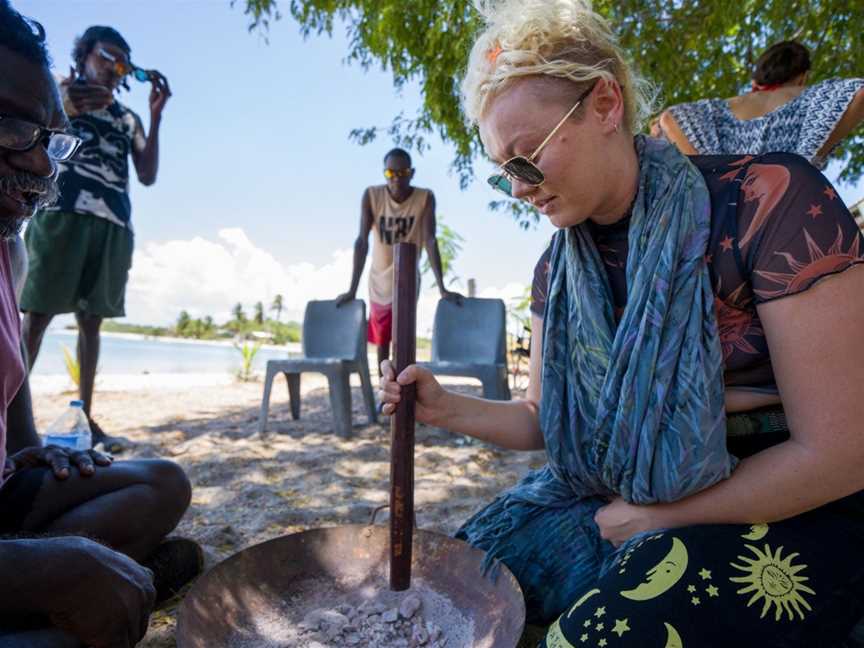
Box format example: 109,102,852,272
487,83,596,197
0,116,82,161
97,48,151,82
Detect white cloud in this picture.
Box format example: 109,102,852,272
124,228,530,336
126,228,355,326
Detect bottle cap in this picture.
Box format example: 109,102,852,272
70,400,84,407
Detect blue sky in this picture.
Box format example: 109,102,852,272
20,1,864,333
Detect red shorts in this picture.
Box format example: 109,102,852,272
367,301,393,347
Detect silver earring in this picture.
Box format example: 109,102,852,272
614,122,620,133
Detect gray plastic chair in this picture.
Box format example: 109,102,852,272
418,297,511,400
258,299,377,438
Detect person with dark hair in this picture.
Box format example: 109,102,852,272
751,40,811,91
659,40,864,168
0,0,48,65
0,3,200,646
19,23,172,453
336,148,463,371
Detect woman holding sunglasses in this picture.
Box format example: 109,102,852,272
20,25,171,454
379,1,864,645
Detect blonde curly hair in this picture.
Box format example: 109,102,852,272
462,0,653,133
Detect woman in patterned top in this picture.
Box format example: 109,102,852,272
530,151,864,450
378,1,864,645
659,40,864,168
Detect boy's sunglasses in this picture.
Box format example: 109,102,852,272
0,116,82,161
97,48,150,82
487,83,596,197
384,168,412,179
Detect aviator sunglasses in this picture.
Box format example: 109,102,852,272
0,116,82,161
488,82,596,196
97,47,151,82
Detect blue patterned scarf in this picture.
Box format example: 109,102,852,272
525,135,736,508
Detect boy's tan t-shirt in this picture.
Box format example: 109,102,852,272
367,185,430,305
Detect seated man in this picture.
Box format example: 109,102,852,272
0,3,199,646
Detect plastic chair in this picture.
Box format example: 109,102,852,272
418,297,511,400
258,299,377,438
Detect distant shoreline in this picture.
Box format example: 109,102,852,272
51,328,433,350
29,371,240,395
50,328,302,353
30,370,474,396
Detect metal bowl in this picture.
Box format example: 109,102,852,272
177,524,525,647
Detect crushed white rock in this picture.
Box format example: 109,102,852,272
297,594,450,647
226,578,474,647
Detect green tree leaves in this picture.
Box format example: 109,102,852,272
241,0,863,223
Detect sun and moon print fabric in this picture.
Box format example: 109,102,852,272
542,511,864,648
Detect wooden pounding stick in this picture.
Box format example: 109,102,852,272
390,242,417,591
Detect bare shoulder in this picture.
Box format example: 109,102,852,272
659,110,698,155
846,86,864,118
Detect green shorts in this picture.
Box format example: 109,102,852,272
20,211,134,318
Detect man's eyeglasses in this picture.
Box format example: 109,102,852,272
97,47,150,82
487,83,596,197
384,168,412,179
0,116,82,161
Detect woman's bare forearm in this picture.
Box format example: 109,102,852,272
437,390,544,450
653,439,864,529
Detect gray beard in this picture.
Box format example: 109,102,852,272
0,172,59,240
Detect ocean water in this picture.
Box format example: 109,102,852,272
32,330,299,377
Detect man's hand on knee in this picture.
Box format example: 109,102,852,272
4,445,112,480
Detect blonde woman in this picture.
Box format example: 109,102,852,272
379,1,864,644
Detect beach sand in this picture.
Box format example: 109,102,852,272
33,374,546,647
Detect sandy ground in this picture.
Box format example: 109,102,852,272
33,375,547,647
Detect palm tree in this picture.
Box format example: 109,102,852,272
422,216,464,285
271,294,284,322
254,301,265,325
176,310,191,335
232,303,246,324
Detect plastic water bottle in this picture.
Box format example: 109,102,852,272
42,400,92,451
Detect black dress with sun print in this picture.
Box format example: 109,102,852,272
542,489,864,648
535,153,864,647
531,152,864,394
